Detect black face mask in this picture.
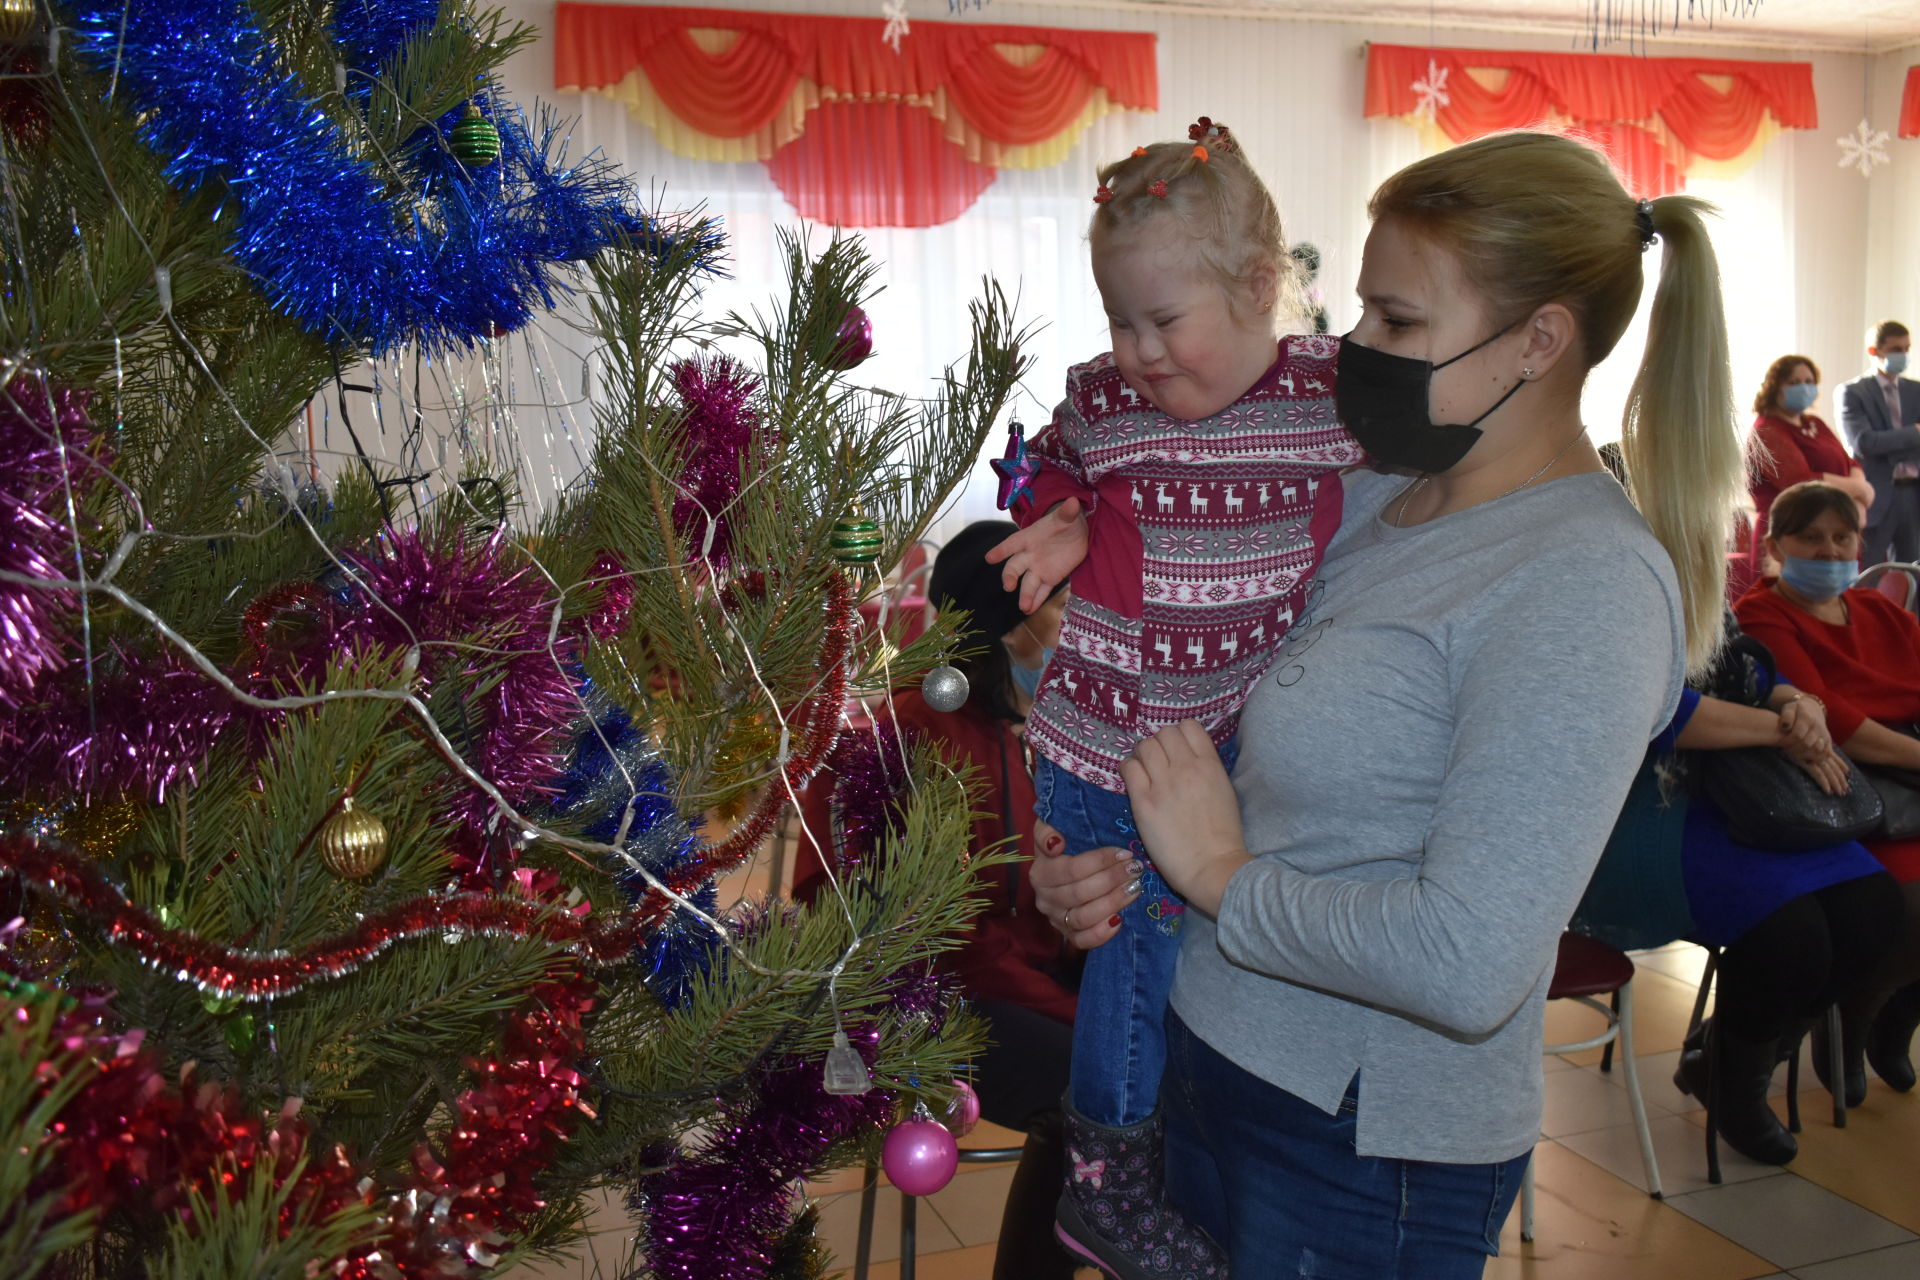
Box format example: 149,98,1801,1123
1334,326,1527,474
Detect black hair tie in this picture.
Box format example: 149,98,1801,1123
1635,198,1657,252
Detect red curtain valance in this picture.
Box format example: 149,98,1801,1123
554,4,1158,227
1902,67,1920,139
1365,43,1815,198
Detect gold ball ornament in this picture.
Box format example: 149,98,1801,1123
830,516,883,566
0,0,36,45
318,797,389,879
449,106,501,168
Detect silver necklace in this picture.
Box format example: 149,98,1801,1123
1391,431,1588,527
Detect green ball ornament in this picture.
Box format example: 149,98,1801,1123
450,107,501,168
830,516,883,566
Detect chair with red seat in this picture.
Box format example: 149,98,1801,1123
1518,931,1662,1242
1856,562,1920,617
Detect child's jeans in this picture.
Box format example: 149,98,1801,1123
1035,738,1239,1128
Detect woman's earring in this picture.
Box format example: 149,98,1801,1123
1521,367,1536,379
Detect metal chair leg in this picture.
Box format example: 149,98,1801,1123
1786,1038,1804,1134
853,1159,878,1280
1826,1004,1848,1129
899,1193,916,1280
1617,979,1662,1198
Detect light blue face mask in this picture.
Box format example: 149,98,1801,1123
1011,647,1054,698
1782,382,1819,414
1881,351,1910,378
1779,555,1858,601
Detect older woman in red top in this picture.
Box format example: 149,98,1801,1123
1748,355,1873,565
1735,481,1920,1103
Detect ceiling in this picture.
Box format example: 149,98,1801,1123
1064,1,1920,54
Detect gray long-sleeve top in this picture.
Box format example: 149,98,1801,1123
1168,468,1685,1164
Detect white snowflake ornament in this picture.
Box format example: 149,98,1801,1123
1411,59,1451,122
1837,118,1890,178
881,0,909,53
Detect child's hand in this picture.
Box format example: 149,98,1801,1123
1119,720,1251,917
987,498,1089,614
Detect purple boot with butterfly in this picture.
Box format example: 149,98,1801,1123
1054,1095,1228,1280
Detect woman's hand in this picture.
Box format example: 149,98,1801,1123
1775,696,1833,759
1029,818,1141,950
1118,720,1252,917
987,499,1089,614
1785,744,1851,797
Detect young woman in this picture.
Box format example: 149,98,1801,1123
1031,131,1745,1275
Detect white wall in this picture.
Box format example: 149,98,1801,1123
315,1,1902,541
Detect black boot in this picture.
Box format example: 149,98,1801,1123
993,1110,1078,1280
1054,1095,1226,1280
1867,983,1920,1093
1710,1021,1798,1165
1810,1013,1868,1108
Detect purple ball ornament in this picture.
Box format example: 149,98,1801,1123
881,1112,959,1196
825,304,873,371
943,1079,980,1137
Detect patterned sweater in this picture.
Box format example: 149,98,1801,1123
1012,335,1363,790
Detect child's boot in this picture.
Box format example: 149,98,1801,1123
1053,1095,1227,1280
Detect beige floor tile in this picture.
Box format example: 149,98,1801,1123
920,1163,1019,1249
1788,1088,1920,1234
1541,1061,1678,1140
1664,1172,1916,1271
1489,1140,1774,1280
1793,1240,1920,1279
814,1180,965,1266
1557,1112,1784,1198
1628,943,1715,989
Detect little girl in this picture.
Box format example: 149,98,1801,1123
989,121,1361,1280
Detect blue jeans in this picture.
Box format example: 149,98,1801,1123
1162,1011,1529,1277
1035,737,1238,1127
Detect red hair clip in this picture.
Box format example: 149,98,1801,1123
1093,184,1114,204
1187,116,1235,153
1148,179,1169,199
1131,146,1147,158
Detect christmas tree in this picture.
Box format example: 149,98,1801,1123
0,0,1029,1275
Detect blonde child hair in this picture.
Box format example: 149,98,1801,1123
1369,131,1744,675
1089,126,1302,330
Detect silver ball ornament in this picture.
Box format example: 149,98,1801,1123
921,664,969,713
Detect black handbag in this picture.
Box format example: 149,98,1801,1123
1693,632,1884,851
1861,733,1920,840
1699,746,1883,851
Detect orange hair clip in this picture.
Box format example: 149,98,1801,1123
1192,145,1209,163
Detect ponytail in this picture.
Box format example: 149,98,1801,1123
1620,196,1744,675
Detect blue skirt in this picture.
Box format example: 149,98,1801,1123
1681,794,1885,946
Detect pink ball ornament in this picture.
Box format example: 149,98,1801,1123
943,1080,980,1137
825,304,874,371
881,1117,958,1196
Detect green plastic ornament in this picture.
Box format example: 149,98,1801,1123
450,106,501,168
830,516,883,566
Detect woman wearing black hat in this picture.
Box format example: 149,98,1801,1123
795,521,1077,1277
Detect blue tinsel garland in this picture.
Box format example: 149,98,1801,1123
69,0,723,354
552,682,718,1009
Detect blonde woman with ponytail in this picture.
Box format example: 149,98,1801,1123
1031,131,1741,1276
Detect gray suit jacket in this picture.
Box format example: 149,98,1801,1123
1837,372,1920,525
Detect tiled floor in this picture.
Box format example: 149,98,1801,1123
530,940,1920,1278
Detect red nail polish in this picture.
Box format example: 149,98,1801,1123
1107,914,1122,927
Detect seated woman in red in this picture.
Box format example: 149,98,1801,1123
792,521,1076,1279
1734,481,1920,1098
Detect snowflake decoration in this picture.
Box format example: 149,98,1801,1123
1410,59,1451,122
1837,118,1890,178
881,0,909,53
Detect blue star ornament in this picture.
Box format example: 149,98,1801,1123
991,420,1041,510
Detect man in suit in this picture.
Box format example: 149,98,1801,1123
1839,320,1920,565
